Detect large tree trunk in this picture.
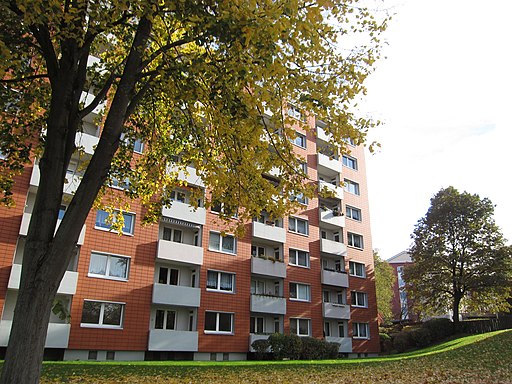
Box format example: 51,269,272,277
452,294,461,332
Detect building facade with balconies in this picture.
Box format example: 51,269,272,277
0,102,379,361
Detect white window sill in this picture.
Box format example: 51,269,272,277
288,263,310,269
94,226,134,236
206,289,235,294
87,273,129,282
204,331,234,335
80,324,123,330
289,298,311,303
288,230,309,237
208,248,237,256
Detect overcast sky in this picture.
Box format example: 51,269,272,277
361,0,512,259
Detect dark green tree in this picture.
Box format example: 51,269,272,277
374,250,395,323
404,187,512,327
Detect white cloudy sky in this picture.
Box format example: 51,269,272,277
361,0,512,258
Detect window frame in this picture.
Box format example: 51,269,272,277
208,231,237,255
349,261,366,278
154,309,176,330
347,232,364,249
346,206,362,221
88,251,131,281
353,322,370,339
80,300,125,329
343,179,360,196
206,270,236,293
290,318,311,337
95,209,135,235
292,131,307,148
342,155,358,170
289,248,310,268
351,291,368,308
204,311,234,334
289,282,311,302
288,217,309,236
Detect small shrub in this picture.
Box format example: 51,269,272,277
300,337,324,360
268,333,302,360
251,339,270,360
393,331,414,353
325,342,340,359
409,328,432,348
379,332,393,353
421,318,453,341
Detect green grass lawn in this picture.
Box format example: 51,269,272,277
15,330,512,383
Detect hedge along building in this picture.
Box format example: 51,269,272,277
0,97,379,360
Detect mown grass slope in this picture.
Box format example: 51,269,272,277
21,329,512,383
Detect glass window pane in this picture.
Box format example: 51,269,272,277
155,310,165,329
102,303,122,326
289,218,296,232
299,319,309,335
166,311,176,330
169,269,179,285
218,313,232,332
173,229,182,243
81,301,101,324
109,256,128,279
205,312,217,331
122,213,133,234
163,228,172,241
222,236,235,253
298,284,309,300
220,273,233,291
95,210,110,229
209,233,220,250
207,271,218,289
158,267,168,284
297,220,306,234
289,283,297,299
89,253,107,275
290,319,297,334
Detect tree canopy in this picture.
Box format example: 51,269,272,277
374,250,395,323
404,186,512,324
0,0,388,382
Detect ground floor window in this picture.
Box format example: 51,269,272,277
81,300,124,328
290,318,310,336
353,322,370,339
204,311,234,334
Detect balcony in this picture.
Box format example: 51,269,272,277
0,320,70,348
156,240,203,265
325,336,352,353
148,330,198,351
169,165,204,188
8,264,78,295
316,125,331,143
250,294,286,315
249,334,271,352
152,283,201,307
321,269,349,287
320,238,347,256
161,201,206,226
30,165,83,195
75,131,99,155
323,302,350,319
319,180,343,200
252,221,286,243
19,212,86,245
251,257,286,279
319,208,345,229
317,153,342,175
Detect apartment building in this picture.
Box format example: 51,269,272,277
387,251,419,323
0,101,379,360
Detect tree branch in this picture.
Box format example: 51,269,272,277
0,74,49,83
78,71,117,119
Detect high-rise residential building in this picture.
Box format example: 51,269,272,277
0,98,379,360
387,251,419,323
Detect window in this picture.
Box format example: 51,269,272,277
349,261,365,277
336,291,345,304
289,283,310,301
95,210,135,235
251,245,266,258
163,227,182,243
346,206,362,221
204,312,234,334
342,155,358,170
170,190,187,203
353,322,370,339
81,300,124,328
351,291,368,307
344,179,360,195
287,104,305,122
290,192,308,205
110,176,130,190
338,321,346,337
289,249,310,268
288,217,308,235
207,270,235,293
324,322,331,337
209,232,236,254
133,139,144,154
292,132,307,148
347,232,364,249
88,252,130,280
299,161,308,175
58,205,67,220
154,309,176,330
290,318,310,336
250,316,264,334
158,267,179,285
344,137,356,146
210,200,238,217
397,266,406,288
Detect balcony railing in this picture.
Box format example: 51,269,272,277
320,238,347,256
318,180,343,200
250,294,286,315
168,165,204,188
0,320,70,348
152,283,201,307
317,153,342,175
19,212,86,245
8,264,78,295
321,269,349,287
148,329,198,351
252,221,286,243
322,302,350,319
325,336,352,353
161,201,206,225
248,333,271,352
319,208,345,229
251,256,286,279
156,239,203,265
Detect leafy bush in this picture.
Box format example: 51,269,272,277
324,341,341,359
268,333,302,360
393,331,414,353
421,318,453,341
409,328,432,348
251,339,270,360
379,332,393,353
300,337,324,360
